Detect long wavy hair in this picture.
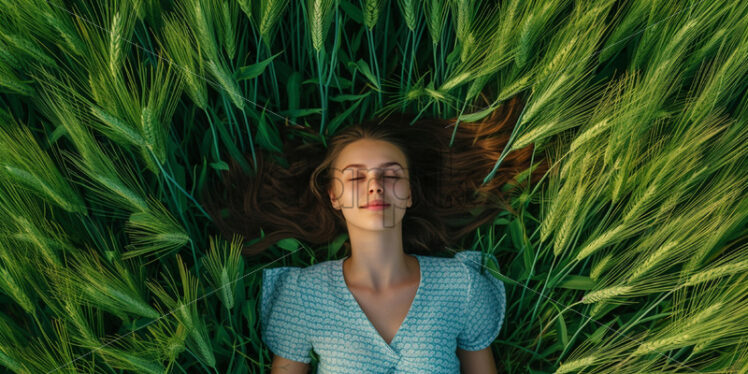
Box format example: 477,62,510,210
200,95,548,259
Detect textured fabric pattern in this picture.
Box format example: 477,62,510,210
260,264,313,363
259,250,506,372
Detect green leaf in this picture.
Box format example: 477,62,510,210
556,275,596,290
351,28,364,55
556,312,569,346
234,51,283,82
195,157,208,193
483,255,512,284
354,59,380,89
210,161,229,171
514,164,541,186
279,108,323,117
170,161,187,208
0,107,11,124
215,324,232,346
445,44,462,67
631,312,672,326
255,109,283,154
339,0,362,24
337,47,352,65
290,127,325,143
507,218,533,276
330,92,371,102
538,342,564,359
48,125,67,145
327,232,349,258
527,368,555,374
286,71,301,112
587,318,617,344
276,237,300,252
458,102,501,122
332,76,353,90
493,217,511,226
210,109,253,174
325,95,365,136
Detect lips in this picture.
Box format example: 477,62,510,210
361,200,390,208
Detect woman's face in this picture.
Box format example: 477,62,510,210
328,138,413,230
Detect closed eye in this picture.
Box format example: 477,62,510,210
350,176,400,181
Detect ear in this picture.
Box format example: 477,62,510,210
328,187,340,210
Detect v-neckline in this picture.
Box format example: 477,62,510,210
338,254,424,351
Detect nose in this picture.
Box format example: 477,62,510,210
368,173,384,194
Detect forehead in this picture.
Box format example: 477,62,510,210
334,139,407,171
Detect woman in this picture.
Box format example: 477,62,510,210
201,96,546,372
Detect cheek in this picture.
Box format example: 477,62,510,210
330,178,345,199
392,179,410,199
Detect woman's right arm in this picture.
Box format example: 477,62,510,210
271,354,311,373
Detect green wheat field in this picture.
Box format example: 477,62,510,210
1,0,747,373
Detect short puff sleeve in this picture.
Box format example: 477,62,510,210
455,250,507,351
260,266,313,363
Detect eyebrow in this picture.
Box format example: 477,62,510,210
341,161,404,171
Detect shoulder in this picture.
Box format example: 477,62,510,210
454,251,507,350
294,259,338,295
414,254,471,294
453,250,504,299
259,264,316,363
417,253,462,271
300,259,336,279
417,250,495,271
259,261,334,334
260,266,304,321
297,260,342,307
261,266,302,296
417,251,491,284
262,259,335,285
453,250,496,272
261,260,337,298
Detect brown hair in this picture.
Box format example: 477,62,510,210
200,95,548,259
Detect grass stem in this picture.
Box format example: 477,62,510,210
146,148,213,224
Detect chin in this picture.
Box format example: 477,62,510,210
356,217,406,230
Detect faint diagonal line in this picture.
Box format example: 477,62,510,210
46,246,305,373
441,247,700,372
44,1,310,132
48,0,697,131
35,1,705,372
460,1,700,116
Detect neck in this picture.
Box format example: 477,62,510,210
342,224,415,292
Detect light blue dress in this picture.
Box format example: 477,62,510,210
260,250,506,373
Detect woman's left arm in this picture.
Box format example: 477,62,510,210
457,347,498,374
